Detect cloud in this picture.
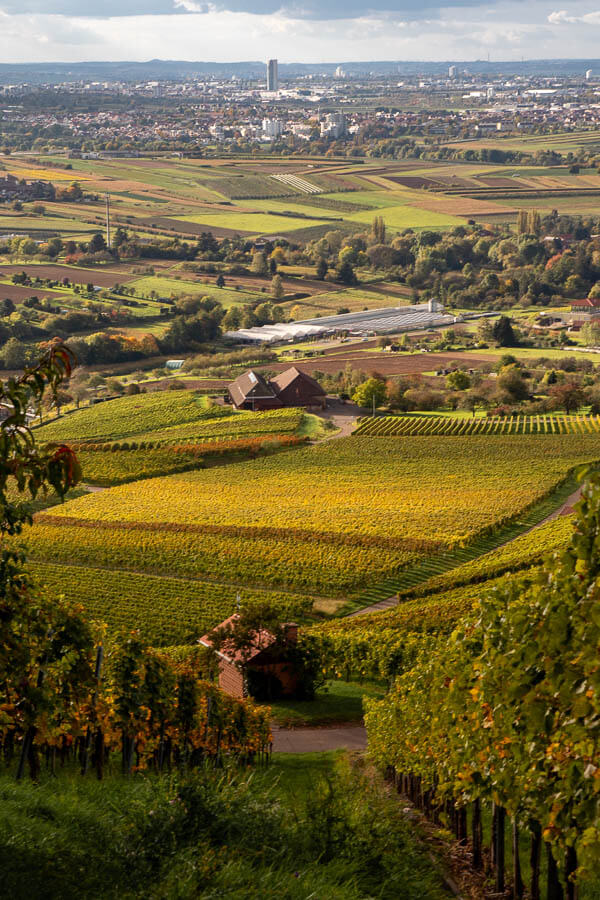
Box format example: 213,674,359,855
548,8,600,25
173,0,215,11
0,1,596,63
0,0,511,21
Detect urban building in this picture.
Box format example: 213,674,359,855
320,112,346,139
267,59,279,92
262,117,284,138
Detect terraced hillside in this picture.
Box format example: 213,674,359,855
21,429,600,645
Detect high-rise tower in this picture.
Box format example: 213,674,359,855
267,59,279,92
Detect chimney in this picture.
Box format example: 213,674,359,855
283,623,298,645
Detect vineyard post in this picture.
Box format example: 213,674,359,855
16,633,52,781
530,823,542,900
546,844,564,900
512,820,524,900
565,846,578,900
472,798,483,870
81,643,103,776
494,805,506,894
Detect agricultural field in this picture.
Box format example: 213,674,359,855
403,512,574,599
127,274,264,305
27,560,309,647
11,152,600,243
0,155,481,240
75,436,305,486
46,434,600,544
36,390,222,442
36,392,304,444
18,431,599,645
173,211,330,235
355,413,600,436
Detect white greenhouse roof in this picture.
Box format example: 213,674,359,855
224,302,452,344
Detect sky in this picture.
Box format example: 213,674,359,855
0,1,600,64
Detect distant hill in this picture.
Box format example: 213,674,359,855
1,58,600,84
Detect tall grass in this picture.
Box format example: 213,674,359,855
0,756,448,899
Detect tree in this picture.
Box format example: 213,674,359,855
251,251,268,276
222,306,243,331
0,298,15,317
516,209,528,235
337,260,357,286
446,370,471,391
215,273,225,287
370,215,386,244
460,388,489,417
491,316,517,347
88,232,106,254
496,366,529,404
0,338,27,370
549,381,586,414
271,274,284,300
526,209,541,236
352,377,388,410
316,257,328,280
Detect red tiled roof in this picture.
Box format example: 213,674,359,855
571,298,600,308
270,366,326,396
198,613,276,665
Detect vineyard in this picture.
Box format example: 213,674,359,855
355,413,600,437
309,573,522,679
75,435,305,486
400,512,574,599
19,432,600,642
362,480,600,895
36,390,220,442
23,517,418,596
45,435,600,544
28,561,310,646
37,394,304,446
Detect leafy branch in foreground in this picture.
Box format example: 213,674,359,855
0,341,81,534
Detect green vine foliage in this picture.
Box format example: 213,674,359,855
365,471,600,880
0,342,81,535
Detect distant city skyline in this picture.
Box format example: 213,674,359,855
1,2,600,64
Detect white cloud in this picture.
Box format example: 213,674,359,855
548,8,600,25
0,2,596,63
173,0,215,12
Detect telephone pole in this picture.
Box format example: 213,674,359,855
105,193,111,249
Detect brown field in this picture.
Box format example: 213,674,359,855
410,194,516,216
140,216,253,238
180,271,335,297
264,350,496,378
0,264,137,287
387,175,443,190
0,283,70,302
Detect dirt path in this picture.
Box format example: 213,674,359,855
272,724,366,753
312,401,364,442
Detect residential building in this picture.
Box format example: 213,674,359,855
262,117,284,138
228,366,326,411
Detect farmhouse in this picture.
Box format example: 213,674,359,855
570,297,600,315
228,366,326,411
199,615,301,701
